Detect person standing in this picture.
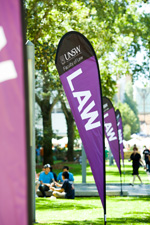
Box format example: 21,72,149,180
147,153,150,172
129,145,144,186
40,147,44,164
143,146,150,171
36,145,41,164
145,153,150,183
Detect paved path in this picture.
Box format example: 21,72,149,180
37,183,150,197
74,183,150,197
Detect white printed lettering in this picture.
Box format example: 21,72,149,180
81,101,101,131
67,68,101,131
0,26,17,83
73,91,91,112
67,68,82,91
0,61,17,83
104,113,109,119
103,103,108,109
105,122,117,141
64,45,81,61
117,121,120,126
0,27,7,51
118,129,123,144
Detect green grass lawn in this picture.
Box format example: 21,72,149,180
105,160,149,184
46,159,149,185
35,196,150,224
35,160,150,224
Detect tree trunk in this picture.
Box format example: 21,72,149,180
60,98,75,161
66,112,74,161
36,91,59,166
41,99,53,165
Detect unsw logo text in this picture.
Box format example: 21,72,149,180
60,45,81,65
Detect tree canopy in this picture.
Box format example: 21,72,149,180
117,102,140,140
25,0,150,162
25,0,150,99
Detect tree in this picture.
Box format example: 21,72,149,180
25,0,149,163
35,74,59,164
25,0,119,163
124,124,131,141
124,92,139,115
134,5,150,80
60,96,74,161
92,0,150,81
117,102,140,140
30,40,60,165
124,81,140,130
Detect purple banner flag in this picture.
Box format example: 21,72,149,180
0,1,30,225
116,109,124,165
103,97,120,174
55,31,105,210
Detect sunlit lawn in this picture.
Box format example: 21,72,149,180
35,196,150,224
50,160,149,184
35,160,150,224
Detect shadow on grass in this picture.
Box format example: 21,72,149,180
107,216,150,224
34,216,150,225
106,169,133,176
35,197,150,224
36,197,150,211
36,198,99,211
107,196,150,202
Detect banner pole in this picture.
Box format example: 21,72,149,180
26,41,36,223
115,109,124,196
117,115,122,196
124,163,125,184
99,62,106,225
104,144,107,225
120,153,123,196
104,214,107,225
21,1,33,224
82,144,87,183
102,94,106,224
122,154,125,184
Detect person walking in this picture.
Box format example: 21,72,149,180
143,146,150,171
129,145,144,186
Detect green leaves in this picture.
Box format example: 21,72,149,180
25,0,149,145
117,102,140,140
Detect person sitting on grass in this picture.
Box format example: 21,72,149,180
39,164,54,197
35,171,40,197
50,166,57,181
57,166,74,183
50,171,75,199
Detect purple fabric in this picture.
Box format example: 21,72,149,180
104,108,121,174
117,117,124,165
0,1,28,225
60,56,104,208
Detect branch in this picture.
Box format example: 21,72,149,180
49,93,60,114
35,93,42,108
60,98,69,119
34,11,49,42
